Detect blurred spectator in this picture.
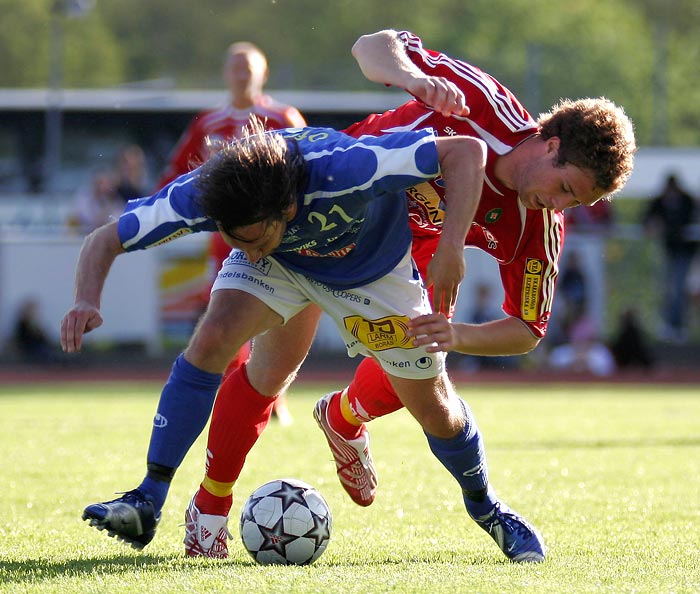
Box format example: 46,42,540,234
548,315,616,376
13,298,53,363
610,308,655,370
547,249,593,348
558,250,588,338
67,168,123,233
115,144,149,202
689,257,700,330
559,251,587,313
459,283,518,372
642,173,698,343
158,41,306,425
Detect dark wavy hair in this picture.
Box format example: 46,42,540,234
195,119,305,234
538,97,636,197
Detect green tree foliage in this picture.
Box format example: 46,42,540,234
0,0,124,87
3,0,700,145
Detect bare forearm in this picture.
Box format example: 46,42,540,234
351,30,421,89
62,221,125,352
436,137,485,249
451,317,541,356
74,221,124,307
409,313,541,355
428,136,485,313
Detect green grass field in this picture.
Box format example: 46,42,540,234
1,380,698,593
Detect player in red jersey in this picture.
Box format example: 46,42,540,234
314,29,635,506
158,41,306,186
184,30,635,561
159,41,305,425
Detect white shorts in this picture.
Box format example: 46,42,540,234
211,247,444,380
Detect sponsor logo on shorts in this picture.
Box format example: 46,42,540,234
415,356,433,370
388,360,412,369
343,315,415,351
223,251,272,275
307,278,371,305
216,270,275,294
521,258,543,321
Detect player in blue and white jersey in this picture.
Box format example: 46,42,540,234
120,126,441,289
61,122,491,553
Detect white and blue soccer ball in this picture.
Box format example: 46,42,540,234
239,478,332,565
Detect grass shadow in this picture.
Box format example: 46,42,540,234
1,548,506,584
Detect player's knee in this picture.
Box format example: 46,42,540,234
247,351,299,395
186,318,244,372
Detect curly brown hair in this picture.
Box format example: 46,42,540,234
538,98,636,196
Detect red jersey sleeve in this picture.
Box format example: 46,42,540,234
497,209,565,338
396,31,538,148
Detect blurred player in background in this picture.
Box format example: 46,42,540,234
159,41,306,424
181,30,635,560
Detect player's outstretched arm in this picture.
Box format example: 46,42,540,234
408,313,541,356
61,221,125,353
430,136,486,315
351,30,469,117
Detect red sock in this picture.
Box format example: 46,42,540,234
195,488,233,516
346,357,404,421
326,390,363,440
202,363,275,498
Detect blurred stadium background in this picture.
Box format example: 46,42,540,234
1,0,699,382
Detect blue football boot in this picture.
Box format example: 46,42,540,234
468,498,546,562
82,489,160,550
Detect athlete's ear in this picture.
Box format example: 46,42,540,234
545,136,561,155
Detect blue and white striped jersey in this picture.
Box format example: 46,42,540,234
118,127,439,289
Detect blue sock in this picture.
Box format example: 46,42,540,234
424,399,497,517
138,354,222,511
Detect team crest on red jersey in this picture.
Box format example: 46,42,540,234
485,208,503,223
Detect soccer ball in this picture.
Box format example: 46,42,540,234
239,478,332,565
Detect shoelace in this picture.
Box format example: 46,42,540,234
490,505,533,539
115,490,147,505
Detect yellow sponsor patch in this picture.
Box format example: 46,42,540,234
521,258,543,322
146,227,192,248
343,315,415,351
406,182,445,225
